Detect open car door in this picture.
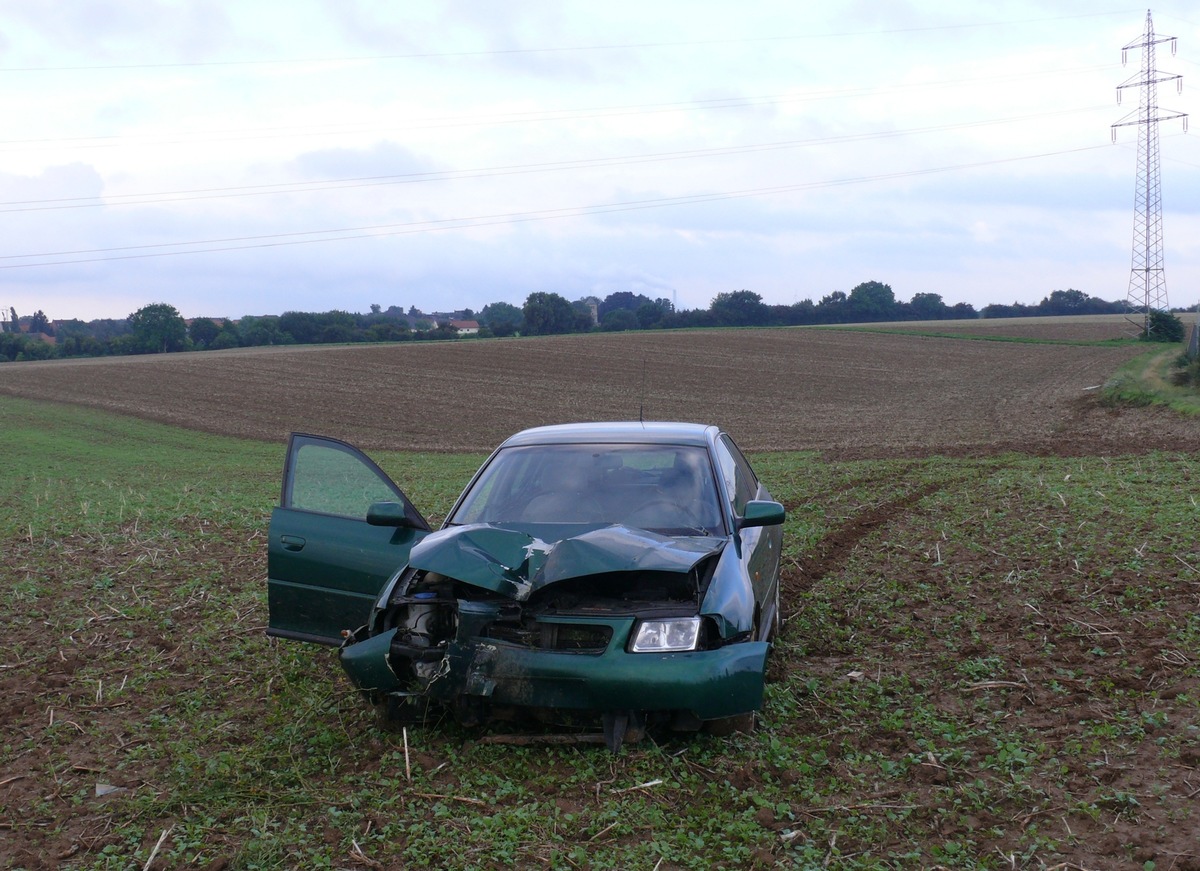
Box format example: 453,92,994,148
267,433,431,646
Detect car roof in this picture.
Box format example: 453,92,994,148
498,421,718,448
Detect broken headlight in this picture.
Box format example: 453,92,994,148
629,617,701,653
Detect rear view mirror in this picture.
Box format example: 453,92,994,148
366,501,416,527
736,500,786,530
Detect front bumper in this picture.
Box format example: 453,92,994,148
453,638,769,720
339,609,769,722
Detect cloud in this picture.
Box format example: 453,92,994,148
0,2,1196,323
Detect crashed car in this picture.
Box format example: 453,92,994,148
266,422,785,750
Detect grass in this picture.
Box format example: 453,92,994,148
2,396,1198,869
1101,345,1200,415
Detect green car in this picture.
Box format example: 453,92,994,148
267,422,785,750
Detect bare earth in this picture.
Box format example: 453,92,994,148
2,319,1197,457
3,317,1200,868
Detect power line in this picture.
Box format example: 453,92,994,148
0,61,1119,155
0,143,1110,270
0,105,1112,213
0,10,1136,74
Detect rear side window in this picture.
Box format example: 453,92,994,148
716,435,758,516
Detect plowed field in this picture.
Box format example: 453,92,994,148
2,320,1197,456
4,317,1200,869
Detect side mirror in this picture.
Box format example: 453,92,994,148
366,501,416,527
736,500,786,530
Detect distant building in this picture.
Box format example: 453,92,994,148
450,320,480,335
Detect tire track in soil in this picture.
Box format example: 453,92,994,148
781,480,948,598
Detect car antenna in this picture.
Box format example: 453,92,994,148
638,357,647,424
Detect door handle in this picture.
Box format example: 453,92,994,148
280,535,306,551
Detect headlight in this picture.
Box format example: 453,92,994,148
629,617,701,653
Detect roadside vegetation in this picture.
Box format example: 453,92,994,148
3,397,1197,869
1101,344,1200,417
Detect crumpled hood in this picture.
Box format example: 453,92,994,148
407,523,725,600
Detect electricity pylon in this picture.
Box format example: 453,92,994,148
1111,9,1187,335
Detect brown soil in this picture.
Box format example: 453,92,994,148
2,324,1199,867
1,327,1197,458
1,522,266,870
772,468,1200,869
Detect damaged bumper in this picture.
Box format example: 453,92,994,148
339,616,768,722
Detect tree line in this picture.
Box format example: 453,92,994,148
0,283,1142,362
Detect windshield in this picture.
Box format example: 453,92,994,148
450,443,724,535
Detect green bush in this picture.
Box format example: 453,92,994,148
1171,352,1200,386
1139,308,1185,342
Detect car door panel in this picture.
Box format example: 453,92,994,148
267,434,430,646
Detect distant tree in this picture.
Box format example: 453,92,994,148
599,291,653,321
522,292,576,335
480,301,522,330
55,334,105,357
321,323,358,343
601,309,639,331
53,321,107,356
0,332,55,360
710,290,768,327
1039,289,1090,315
571,299,598,331
846,281,896,322
370,303,382,315
238,315,289,346
279,311,322,344
635,300,671,329
366,321,411,342
7,307,17,332
54,319,89,338
1036,289,1125,316
1141,309,1185,343
815,291,848,323
28,310,51,335
189,317,222,348
907,292,948,320
785,299,817,325
981,302,1032,319
209,330,241,350
129,303,188,353
88,318,131,341
0,332,24,359
319,310,359,343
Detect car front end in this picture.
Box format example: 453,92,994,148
338,522,769,749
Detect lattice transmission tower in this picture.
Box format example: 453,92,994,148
1111,9,1187,335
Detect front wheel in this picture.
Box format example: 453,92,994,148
703,712,756,736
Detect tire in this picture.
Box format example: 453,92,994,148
704,712,757,736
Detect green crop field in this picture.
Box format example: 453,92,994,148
3,321,1199,868
3,383,1198,869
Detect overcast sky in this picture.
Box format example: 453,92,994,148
1,1,1197,322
